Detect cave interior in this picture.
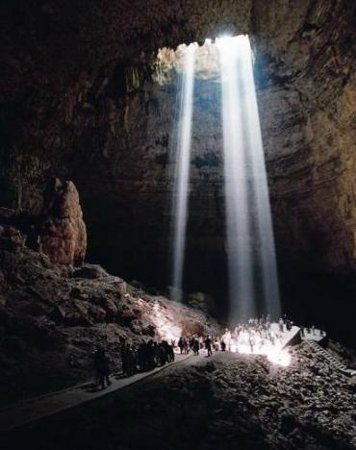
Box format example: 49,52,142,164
1,0,356,448
2,0,355,342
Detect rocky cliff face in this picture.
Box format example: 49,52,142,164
0,0,355,305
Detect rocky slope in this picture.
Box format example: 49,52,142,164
0,223,218,406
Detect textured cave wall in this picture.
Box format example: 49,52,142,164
0,0,355,305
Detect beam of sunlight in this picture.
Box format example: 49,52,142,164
171,44,196,302
238,36,280,319
218,35,280,324
218,35,254,324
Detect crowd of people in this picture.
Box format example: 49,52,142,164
92,314,322,388
120,340,175,376
92,339,175,389
175,315,292,358
220,315,288,354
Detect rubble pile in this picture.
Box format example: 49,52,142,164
87,345,356,450
4,344,356,450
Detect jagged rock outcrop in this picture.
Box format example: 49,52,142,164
0,225,218,404
39,179,87,266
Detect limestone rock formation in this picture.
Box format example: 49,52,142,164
0,225,218,404
39,179,87,266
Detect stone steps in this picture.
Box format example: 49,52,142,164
305,339,356,377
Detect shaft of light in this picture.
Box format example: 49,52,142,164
218,35,280,324
171,44,196,302
238,36,280,318
218,36,254,324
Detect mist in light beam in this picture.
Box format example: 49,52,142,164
171,44,196,302
218,35,280,324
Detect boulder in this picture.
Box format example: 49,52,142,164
72,264,109,279
97,297,119,321
39,179,87,266
117,280,128,296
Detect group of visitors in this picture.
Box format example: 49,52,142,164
92,314,315,389
177,336,212,356
220,315,286,354
300,324,325,337
121,340,174,376
92,339,175,389
174,315,289,359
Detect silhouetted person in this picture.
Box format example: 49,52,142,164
121,342,136,376
183,338,189,354
249,335,254,354
137,342,148,371
156,343,168,366
93,345,111,389
193,338,200,355
279,318,284,333
147,340,156,369
161,340,174,362
221,340,226,352
178,337,184,354
205,336,212,357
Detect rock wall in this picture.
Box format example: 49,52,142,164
0,0,355,296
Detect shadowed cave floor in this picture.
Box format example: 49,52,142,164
1,346,356,450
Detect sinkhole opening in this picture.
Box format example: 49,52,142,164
152,35,255,85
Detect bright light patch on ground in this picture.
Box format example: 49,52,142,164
222,323,292,367
267,348,291,367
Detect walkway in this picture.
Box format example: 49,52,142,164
0,354,191,433
276,324,301,349
302,327,326,343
